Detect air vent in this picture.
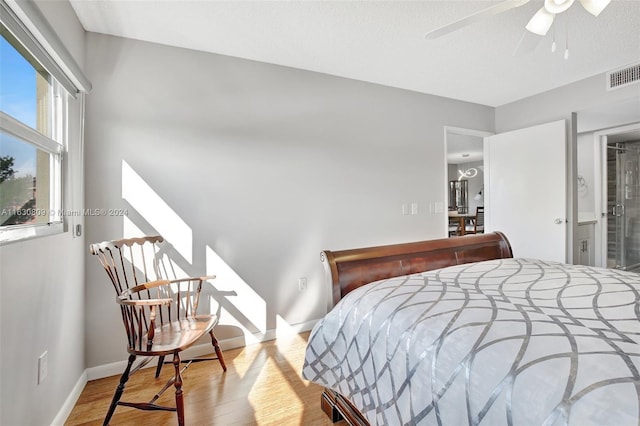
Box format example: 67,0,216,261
607,63,640,91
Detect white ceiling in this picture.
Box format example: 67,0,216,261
69,0,640,108
447,133,484,164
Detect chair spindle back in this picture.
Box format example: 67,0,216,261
476,206,485,228
90,235,205,352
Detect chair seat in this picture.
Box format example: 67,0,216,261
129,315,217,356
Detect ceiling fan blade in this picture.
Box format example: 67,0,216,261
525,7,555,35
579,0,612,16
425,0,532,39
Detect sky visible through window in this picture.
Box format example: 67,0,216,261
1,35,37,177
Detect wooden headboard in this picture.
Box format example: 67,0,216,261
321,232,513,309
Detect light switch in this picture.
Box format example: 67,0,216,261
411,202,418,215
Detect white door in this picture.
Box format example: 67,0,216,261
484,120,567,262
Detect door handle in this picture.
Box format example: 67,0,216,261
613,204,625,217
554,218,565,224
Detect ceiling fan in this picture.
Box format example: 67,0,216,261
425,0,612,39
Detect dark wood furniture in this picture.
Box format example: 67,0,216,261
318,232,513,425
90,235,227,426
465,206,485,235
448,211,476,236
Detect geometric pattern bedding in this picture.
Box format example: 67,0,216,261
302,258,640,425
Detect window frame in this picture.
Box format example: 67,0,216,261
0,0,90,244
0,31,67,244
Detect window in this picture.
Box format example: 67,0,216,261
0,0,90,243
0,26,66,240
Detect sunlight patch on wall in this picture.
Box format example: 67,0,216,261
218,307,260,346
121,160,192,263
275,314,296,337
121,216,191,282
206,245,266,335
123,214,144,238
120,215,158,280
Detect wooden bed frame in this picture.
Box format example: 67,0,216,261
317,232,513,425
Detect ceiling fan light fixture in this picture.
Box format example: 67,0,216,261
579,0,611,16
544,0,575,13
526,7,555,35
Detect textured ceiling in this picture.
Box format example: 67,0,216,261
69,0,640,107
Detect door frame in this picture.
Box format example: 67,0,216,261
594,122,640,268
443,126,494,236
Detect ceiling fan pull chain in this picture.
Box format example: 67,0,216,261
564,14,570,60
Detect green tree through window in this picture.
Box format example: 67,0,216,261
0,155,16,182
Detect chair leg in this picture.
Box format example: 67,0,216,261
155,355,165,378
209,330,227,372
104,354,136,426
173,352,185,426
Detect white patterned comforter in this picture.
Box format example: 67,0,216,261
302,258,640,425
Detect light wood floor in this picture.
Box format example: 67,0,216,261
65,331,344,425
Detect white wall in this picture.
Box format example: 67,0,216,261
577,132,597,218
495,73,640,264
82,32,494,369
0,2,87,425
495,74,640,133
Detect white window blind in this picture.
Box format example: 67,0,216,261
0,0,91,96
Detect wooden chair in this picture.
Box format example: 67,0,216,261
465,206,485,234
90,235,227,426
448,217,461,237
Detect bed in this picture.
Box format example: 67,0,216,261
302,232,640,425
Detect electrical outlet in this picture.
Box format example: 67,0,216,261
298,277,308,291
38,351,48,384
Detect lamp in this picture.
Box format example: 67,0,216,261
458,167,478,181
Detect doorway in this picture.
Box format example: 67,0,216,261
595,124,640,271
606,139,640,271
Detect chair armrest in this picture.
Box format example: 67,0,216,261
118,279,173,306
117,279,174,346
117,297,173,307
167,275,216,284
